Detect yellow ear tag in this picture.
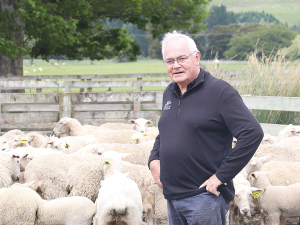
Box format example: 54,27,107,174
251,191,261,199
104,158,112,164
20,138,28,143
131,139,137,143
65,144,70,149
143,133,148,137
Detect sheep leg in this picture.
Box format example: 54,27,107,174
279,214,286,225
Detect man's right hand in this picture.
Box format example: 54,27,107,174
149,159,163,188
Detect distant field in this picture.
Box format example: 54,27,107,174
210,0,300,27
23,59,248,76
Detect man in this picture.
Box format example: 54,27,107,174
148,30,264,225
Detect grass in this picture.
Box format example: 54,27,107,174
209,0,300,27
23,59,248,76
210,50,300,125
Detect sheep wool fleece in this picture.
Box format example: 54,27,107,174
148,68,264,200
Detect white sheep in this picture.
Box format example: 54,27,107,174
0,129,25,149
38,67,43,72
101,143,153,166
277,135,300,148
229,170,262,225
254,144,300,162
0,151,21,187
0,182,43,225
53,117,139,144
52,117,98,136
278,124,300,138
260,133,278,145
246,158,300,186
93,150,146,225
249,171,300,225
66,161,103,202
24,132,56,148
12,146,63,172
74,143,105,155
128,118,154,133
24,70,29,75
36,196,96,225
33,68,36,72
24,153,102,200
48,135,100,153
122,161,155,225
130,127,158,145
2,134,29,151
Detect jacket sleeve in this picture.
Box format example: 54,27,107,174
148,134,161,168
215,86,264,183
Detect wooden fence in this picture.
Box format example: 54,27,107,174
0,74,299,136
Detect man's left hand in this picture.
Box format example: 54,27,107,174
199,174,225,197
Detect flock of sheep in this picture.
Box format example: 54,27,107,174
0,117,299,225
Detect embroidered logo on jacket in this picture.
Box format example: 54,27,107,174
163,101,172,110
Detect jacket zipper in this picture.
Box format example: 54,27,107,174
174,80,203,118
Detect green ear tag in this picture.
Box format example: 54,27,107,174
251,191,261,199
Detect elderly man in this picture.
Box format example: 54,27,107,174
148,30,263,225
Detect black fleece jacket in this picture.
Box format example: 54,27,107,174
148,68,264,200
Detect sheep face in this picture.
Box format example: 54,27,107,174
2,136,29,152
53,118,71,137
11,154,21,181
234,185,262,217
128,118,153,133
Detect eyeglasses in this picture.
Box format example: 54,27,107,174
163,51,197,66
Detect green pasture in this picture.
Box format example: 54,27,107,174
210,0,300,27
23,59,248,76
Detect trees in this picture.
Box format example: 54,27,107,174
204,24,241,59
0,0,211,76
224,25,297,59
205,4,236,32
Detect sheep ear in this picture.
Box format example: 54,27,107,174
259,155,269,163
120,153,131,159
146,120,154,126
250,187,264,193
23,180,35,187
27,136,34,142
249,159,257,166
250,172,257,179
65,143,70,149
128,119,136,124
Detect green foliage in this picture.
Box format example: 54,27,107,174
234,11,282,26
224,25,297,59
281,35,300,59
204,23,241,59
1,0,211,62
205,4,236,31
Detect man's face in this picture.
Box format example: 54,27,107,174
163,37,200,86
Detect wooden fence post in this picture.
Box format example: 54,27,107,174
134,78,142,91
80,79,85,92
87,79,92,92
59,81,72,118
134,101,141,112
36,79,41,93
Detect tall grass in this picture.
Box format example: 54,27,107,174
210,50,300,125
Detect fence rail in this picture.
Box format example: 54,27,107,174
0,74,299,136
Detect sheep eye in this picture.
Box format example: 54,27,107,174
55,146,58,149
235,195,239,199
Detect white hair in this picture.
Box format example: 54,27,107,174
161,30,199,59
